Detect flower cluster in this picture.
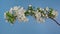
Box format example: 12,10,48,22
4,5,58,24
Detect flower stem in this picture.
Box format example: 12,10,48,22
49,17,60,26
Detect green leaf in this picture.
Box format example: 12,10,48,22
6,12,16,24
30,11,35,16
48,13,55,18
49,8,53,14
24,11,30,16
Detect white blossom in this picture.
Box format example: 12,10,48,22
4,5,58,24
42,9,44,11
45,7,49,11
35,11,45,22
39,8,44,11
4,12,6,18
5,6,29,22
39,8,42,10
9,8,13,14
45,14,48,18
42,13,44,17
4,12,9,22
13,6,20,10
35,11,41,18
16,7,29,22
29,4,32,7
37,17,45,22
28,10,31,13
9,6,20,14
52,10,58,17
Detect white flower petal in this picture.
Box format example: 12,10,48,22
46,7,49,11
45,14,48,18
13,6,20,10
29,4,32,7
35,11,45,23
14,7,28,22
9,8,13,14
4,12,6,18
52,10,58,17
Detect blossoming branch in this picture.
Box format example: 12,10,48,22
4,5,60,26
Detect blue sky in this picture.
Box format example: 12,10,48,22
0,0,60,34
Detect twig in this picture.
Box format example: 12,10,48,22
49,17,60,26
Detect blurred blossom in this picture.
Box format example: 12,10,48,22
35,11,45,22
16,7,28,22
13,6,20,10
4,5,58,24
9,8,13,14
9,6,20,14
29,4,32,7
52,10,58,17
4,12,6,18
45,7,49,11
45,14,48,18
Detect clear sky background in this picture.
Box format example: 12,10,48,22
0,0,60,34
